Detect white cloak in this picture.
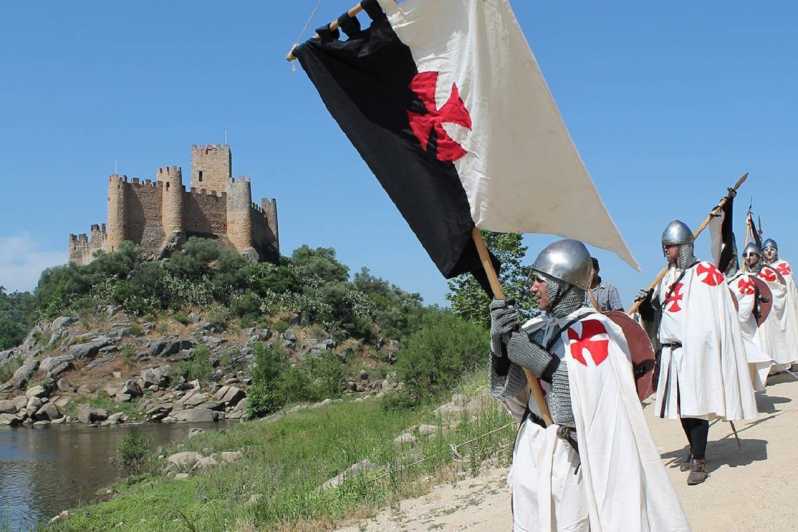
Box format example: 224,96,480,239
654,262,758,421
756,265,798,367
726,272,774,391
509,309,690,532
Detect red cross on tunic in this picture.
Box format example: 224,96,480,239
408,71,472,162
759,267,778,283
737,277,756,296
665,282,685,313
696,262,724,287
567,319,609,367
776,262,792,277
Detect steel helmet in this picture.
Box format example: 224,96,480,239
531,239,592,291
661,220,694,246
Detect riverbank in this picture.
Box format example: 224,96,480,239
46,372,514,530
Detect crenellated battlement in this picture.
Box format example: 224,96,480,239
70,143,279,265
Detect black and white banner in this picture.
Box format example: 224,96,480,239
295,0,638,283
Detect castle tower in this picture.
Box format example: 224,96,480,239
260,198,279,250
107,174,127,251
157,166,184,234
191,144,231,194
227,177,254,256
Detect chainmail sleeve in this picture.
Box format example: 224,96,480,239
489,353,528,401
550,363,575,427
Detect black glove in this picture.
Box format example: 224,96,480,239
634,288,653,304
490,299,519,356
635,288,655,321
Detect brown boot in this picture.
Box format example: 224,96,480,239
687,459,708,485
679,452,692,472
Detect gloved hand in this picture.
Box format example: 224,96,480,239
634,288,653,304
490,299,519,356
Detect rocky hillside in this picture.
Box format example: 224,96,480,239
0,307,400,428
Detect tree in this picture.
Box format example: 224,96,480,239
446,231,536,326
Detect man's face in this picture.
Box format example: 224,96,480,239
531,273,551,310
745,252,760,269
664,245,680,264
764,247,777,262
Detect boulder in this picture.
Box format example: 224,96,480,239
213,385,245,407
0,413,21,426
105,412,126,424
149,339,193,358
13,395,28,411
25,384,50,399
197,400,224,411
76,384,95,395
33,420,51,428
321,459,377,490
220,451,243,464
51,316,76,332
417,424,438,436
180,391,209,409
146,403,172,422
68,336,113,359
77,405,108,424
39,355,76,378
35,403,60,421
141,366,170,388
172,408,219,423
115,393,132,403
53,396,71,410
166,451,203,471
195,456,218,470
0,399,16,414
11,361,38,389
120,379,143,398
393,432,416,446
26,397,43,417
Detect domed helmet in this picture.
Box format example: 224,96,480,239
762,238,779,263
661,220,696,270
531,239,591,317
743,242,763,272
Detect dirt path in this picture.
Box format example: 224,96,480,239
338,373,798,531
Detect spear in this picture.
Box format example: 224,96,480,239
627,173,749,316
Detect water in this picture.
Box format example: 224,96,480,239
0,422,223,530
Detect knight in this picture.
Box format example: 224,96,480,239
490,239,689,531
746,240,798,373
726,242,774,390
637,220,757,486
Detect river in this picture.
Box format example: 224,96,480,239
0,422,224,530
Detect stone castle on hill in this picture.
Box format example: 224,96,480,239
68,144,279,265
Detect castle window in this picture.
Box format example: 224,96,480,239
166,182,170,191
198,171,203,182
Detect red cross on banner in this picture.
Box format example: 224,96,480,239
567,319,610,367
408,71,472,162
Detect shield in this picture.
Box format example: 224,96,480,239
605,310,656,401
752,276,773,326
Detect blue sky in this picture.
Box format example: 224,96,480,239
1,1,797,306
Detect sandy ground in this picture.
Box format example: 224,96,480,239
338,372,798,531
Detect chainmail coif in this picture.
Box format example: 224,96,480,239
674,243,698,270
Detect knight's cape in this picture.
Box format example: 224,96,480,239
727,272,773,391
560,310,690,531
525,308,690,532
756,265,798,367
654,261,758,421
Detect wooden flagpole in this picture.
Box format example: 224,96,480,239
472,227,554,426
286,3,365,61
627,172,749,316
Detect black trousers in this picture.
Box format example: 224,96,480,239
680,418,709,460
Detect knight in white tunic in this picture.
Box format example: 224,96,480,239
761,238,798,371
637,220,757,486
490,239,689,532
726,242,774,390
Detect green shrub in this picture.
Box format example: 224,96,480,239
173,312,191,325
0,356,22,383
177,345,213,382
206,305,230,332
388,311,488,407
129,323,144,337
116,429,151,476
120,344,137,364
247,343,288,418
307,352,345,399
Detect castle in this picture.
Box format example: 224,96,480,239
69,144,279,265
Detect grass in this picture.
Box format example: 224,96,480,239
48,372,514,531
65,392,144,422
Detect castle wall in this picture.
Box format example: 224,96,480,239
251,206,279,262
124,179,164,255
184,190,227,236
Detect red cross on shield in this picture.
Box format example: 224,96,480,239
737,277,756,296
567,319,610,367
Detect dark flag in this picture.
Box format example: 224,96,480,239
294,0,637,292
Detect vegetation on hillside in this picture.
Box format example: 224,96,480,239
0,287,36,349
